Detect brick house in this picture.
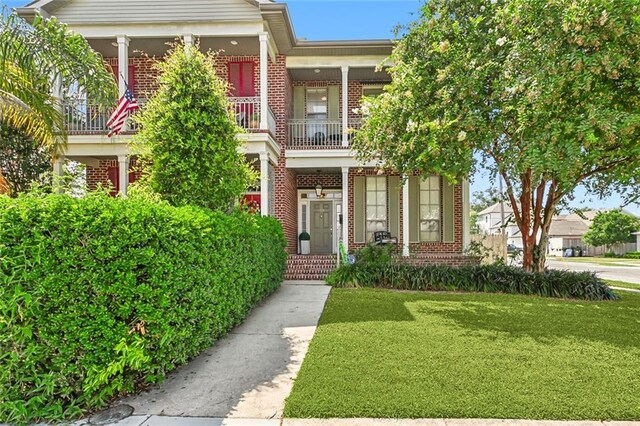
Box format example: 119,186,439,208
17,0,472,279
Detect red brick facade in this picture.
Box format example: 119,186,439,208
296,174,341,189
86,158,141,193
86,54,467,261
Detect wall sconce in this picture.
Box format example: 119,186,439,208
315,184,324,198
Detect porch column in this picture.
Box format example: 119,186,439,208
118,155,130,198
342,166,349,253
462,178,471,249
51,73,63,114
402,176,410,256
341,65,349,147
259,32,269,131
53,156,65,194
183,33,194,52
116,35,130,96
260,152,269,216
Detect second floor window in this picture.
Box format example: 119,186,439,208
228,61,255,97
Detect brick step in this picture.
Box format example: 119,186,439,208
284,272,332,280
285,255,338,281
284,275,329,281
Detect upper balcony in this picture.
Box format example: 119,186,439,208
287,118,362,148
63,96,277,136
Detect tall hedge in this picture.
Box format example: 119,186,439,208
0,194,286,424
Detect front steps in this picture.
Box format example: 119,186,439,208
284,254,338,281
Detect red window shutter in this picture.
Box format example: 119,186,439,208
128,66,136,93
110,64,136,93
228,61,255,97
107,166,119,197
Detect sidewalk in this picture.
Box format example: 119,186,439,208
91,416,640,425
111,281,331,423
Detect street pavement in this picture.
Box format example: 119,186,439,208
546,259,640,284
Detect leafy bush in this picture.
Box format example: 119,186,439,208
0,193,286,424
135,44,256,211
327,245,616,301
623,251,640,259
603,251,621,258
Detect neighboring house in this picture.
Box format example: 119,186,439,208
548,210,639,256
633,232,640,252
476,202,522,248
17,0,472,279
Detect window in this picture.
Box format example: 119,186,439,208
228,62,255,97
366,176,387,242
419,176,440,242
306,88,328,140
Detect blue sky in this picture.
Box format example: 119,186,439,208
3,0,638,214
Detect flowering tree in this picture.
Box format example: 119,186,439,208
355,0,640,272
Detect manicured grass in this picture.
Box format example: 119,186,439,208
285,289,640,420
551,256,640,267
606,280,640,290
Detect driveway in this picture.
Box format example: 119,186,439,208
546,259,640,284
116,281,331,423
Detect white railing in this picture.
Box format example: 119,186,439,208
63,96,265,134
287,119,344,148
63,97,112,134
348,117,363,132
229,96,261,131
268,106,277,136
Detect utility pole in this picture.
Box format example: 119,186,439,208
498,175,506,235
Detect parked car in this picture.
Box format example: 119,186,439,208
507,244,522,254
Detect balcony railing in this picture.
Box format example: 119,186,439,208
287,119,344,148
62,96,268,135
286,118,364,148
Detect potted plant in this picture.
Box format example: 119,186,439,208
299,231,311,255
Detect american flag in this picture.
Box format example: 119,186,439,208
107,87,139,137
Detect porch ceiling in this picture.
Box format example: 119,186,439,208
289,67,390,82
294,168,343,174
88,36,260,58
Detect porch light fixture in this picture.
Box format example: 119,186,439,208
314,68,321,74
315,184,324,198
230,40,238,45
111,42,118,47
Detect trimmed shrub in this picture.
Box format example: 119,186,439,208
623,251,640,259
0,194,286,424
327,245,616,301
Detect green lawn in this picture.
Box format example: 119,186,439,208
550,256,640,267
285,289,640,420
606,280,640,290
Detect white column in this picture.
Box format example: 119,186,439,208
51,74,63,114
342,166,349,253
53,156,65,194
183,33,194,52
118,155,130,198
259,32,269,131
260,152,269,216
116,35,130,96
402,176,410,257
341,65,349,147
462,178,471,249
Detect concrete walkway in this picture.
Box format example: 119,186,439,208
115,281,331,422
